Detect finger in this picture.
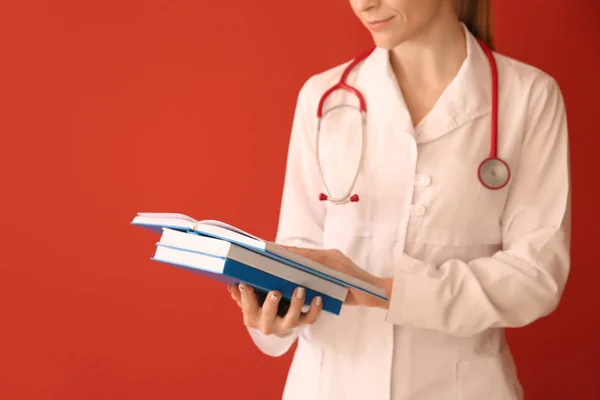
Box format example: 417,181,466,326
290,248,317,262
229,284,242,302
300,295,323,325
258,291,282,335
280,287,306,331
289,247,316,254
291,247,312,255
229,285,243,309
239,284,260,328
300,249,328,263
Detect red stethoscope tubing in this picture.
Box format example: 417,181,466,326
316,39,510,203
477,40,511,190
317,48,375,118
481,41,498,159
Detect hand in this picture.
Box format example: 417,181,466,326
228,283,322,337
286,248,391,309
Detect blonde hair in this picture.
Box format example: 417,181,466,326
456,0,494,50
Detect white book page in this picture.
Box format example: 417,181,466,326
194,222,266,250
197,220,263,241
136,214,260,240
133,216,195,231
134,213,268,249
136,212,197,223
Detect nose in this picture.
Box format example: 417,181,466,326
353,0,380,12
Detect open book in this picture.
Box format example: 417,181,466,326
131,212,387,300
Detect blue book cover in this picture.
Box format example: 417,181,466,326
152,244,343,315
131,213,387,301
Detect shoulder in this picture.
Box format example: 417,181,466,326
294,56,358,112
493,51,568,142
493,51,564,106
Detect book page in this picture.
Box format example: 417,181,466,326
137,213,197,223
197,220,262,240
192,222,265,250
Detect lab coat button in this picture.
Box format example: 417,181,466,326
410,204,426,216
415,174,431,186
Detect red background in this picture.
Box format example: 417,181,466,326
1,0,598,399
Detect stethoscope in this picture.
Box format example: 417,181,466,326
315,40,511,205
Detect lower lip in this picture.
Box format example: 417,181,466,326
367,18,393,31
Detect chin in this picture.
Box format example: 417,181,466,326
372,35,403,50
369,25,410,47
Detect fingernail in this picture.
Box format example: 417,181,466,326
316,296,322,306
239,284,245,292
271,293,280,300
296,287,305,299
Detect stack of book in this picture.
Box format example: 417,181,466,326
131,213,387,316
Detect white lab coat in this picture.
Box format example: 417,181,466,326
248,25,571,400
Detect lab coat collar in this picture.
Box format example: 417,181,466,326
354,24,492,143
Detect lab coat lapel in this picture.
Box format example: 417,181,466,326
351,47,419,239
415,26,492,142
354,46,414,138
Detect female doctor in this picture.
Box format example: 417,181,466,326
228,0,571,399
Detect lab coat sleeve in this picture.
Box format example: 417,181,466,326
246,76,326,356
385,76,571,337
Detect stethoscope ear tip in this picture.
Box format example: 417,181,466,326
318,193,360,203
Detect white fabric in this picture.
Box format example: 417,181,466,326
247,25,571,400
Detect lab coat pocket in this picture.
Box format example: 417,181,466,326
283,338,324,400
455,355,518,400
322,213,373,264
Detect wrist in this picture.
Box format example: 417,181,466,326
275,325,300,338
374,277,393,309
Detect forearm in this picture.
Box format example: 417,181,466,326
381,237,569,337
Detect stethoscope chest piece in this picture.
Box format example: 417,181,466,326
478,157,510,190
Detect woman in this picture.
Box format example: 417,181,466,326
229,0,571,398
